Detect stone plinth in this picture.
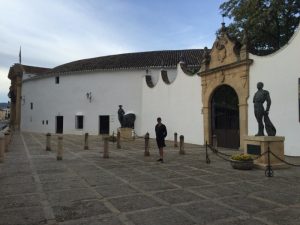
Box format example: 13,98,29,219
119,128,133,141
244,136,286,169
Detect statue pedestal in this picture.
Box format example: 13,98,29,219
118,128,133,141
243,136,287,169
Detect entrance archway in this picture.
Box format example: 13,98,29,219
211,85,239,149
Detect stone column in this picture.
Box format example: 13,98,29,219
117,131,121,149
46,133,51,151
103,137,109,158
84,133,89,150
174,132,178,147
144,132,150,156
202,106,210,145
57,135,63,160
239,102,248,150
179,135,185,155
0,134,5,163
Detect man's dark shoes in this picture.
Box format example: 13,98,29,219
157,158,163,162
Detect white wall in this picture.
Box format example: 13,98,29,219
21,70,143,135
141,65,204,145
249,27,300,156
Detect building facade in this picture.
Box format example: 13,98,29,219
8,24,300,156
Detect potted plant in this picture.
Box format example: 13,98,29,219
230,153,254,170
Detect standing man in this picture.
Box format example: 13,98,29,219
155,117,167,163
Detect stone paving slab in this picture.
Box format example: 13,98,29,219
176,200,241,225
1,132,300,225
153,189,206,204
108,194,162,212
0,207,47,225
58,215,124,225
126,207,195,225
52,199,112,222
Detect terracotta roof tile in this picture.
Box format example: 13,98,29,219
48,49,205,74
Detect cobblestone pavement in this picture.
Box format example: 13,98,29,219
0,132,300,225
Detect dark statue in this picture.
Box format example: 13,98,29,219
253,82,276,136
118,105,136,128
118,105,125,127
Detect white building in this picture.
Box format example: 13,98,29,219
8,24,300,156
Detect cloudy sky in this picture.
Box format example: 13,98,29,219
0,0,225,102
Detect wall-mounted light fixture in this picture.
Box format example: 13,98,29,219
86,92,92,102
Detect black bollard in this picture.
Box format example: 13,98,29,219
46,133,51,151
117,131,121,149
179,135,185,155
174,132,178,147
103,137,109,158
84,133,89,150
57,135,63,160
144,132,150,156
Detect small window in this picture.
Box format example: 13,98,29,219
75,115,84,129
30,102,33,110
42,120,44,124
46,120,48,125
55,76,60,84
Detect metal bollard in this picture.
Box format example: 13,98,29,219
46,133,51,151
174,132,178,147
0,134,5,163
179,135,185,155
57,135,63,160
144,132,150,156
4,132,10,152
103,137,109,158
84,133,89,150
117,131,121,149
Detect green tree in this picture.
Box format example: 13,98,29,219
220,0,300,55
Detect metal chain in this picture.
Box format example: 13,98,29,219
269,150,300,167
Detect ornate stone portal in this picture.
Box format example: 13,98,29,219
198,23,253,149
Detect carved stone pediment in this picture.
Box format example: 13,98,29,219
201,24,242,71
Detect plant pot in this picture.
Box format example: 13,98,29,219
230,159,254,170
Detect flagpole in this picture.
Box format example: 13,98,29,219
19,46,22,64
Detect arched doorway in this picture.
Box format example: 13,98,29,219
211,85,240,149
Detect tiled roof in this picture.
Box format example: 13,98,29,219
22,65,51,74
48,49,205,74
